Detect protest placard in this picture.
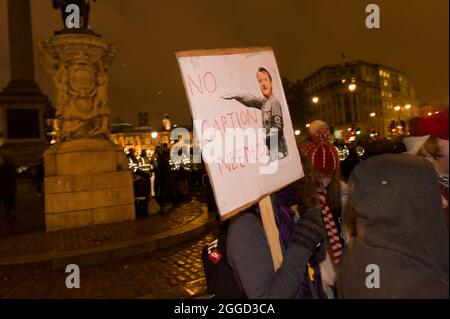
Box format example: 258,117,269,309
177,47,304,216
177,48,304,268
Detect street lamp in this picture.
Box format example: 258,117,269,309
312,96,319,104
405,104,411,110
305,123,311,128
294,130,301,136
394,106,401,111
151,132,158,139
370,112,376,117
348,84,357,92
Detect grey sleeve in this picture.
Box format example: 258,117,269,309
233,94,265,110
227,213,311,299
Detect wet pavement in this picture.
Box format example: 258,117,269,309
0,228,219,298
0,200,204,259
0,175,219,298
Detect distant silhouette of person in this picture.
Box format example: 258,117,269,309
151,146,162,198
0,155,16,223
158,144,172,207
33,160,45,196
132,171,149,217
139,149,151,195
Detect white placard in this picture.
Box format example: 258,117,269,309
177,47,303,219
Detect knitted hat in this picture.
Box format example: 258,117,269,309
402,135,431,155
309,120,328,136
409,112,448,140
301,127,339,175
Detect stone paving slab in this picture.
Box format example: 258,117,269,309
0,200,218,271
0,229,219,299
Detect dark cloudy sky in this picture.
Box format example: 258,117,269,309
0,0,448,126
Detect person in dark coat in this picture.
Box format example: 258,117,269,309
337,154,449,298
0,155,16,223
158,143,176,207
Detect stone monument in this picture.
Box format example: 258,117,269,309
38,1,135,231
0,0,53,166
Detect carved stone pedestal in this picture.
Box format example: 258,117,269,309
40,33,135,231
44,139,134,231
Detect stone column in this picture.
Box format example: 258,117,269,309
3,0,42,94
0,0,52,166
39,33,135,231
8,0,35,81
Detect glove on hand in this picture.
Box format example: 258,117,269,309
290,208,325,255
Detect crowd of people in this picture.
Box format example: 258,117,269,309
126,143,208,216
225,117,449,299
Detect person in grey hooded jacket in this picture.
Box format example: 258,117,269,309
337,154,449,298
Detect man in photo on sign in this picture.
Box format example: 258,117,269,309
222,67,288,161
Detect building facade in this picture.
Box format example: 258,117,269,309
109,123,194,156
302,60,418,138
109,125,170,156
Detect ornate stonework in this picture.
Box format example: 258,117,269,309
39,34,117,141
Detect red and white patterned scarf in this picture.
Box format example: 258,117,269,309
317,185,343,264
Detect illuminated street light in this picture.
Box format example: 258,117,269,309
405,104,411,110
370,112,376,117
394,106,401,111
312,96,319,104
348,84,357,92
294,130,301,136
347,128,352,131
435,111,439,114
306,123,311,128
428,112,433,116
151,132,158,139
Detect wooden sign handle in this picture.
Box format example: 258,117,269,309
258,195,283,271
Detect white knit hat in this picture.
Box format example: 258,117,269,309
309,120,328,136
402,135,431,155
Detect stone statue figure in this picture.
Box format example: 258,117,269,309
52,0,97,31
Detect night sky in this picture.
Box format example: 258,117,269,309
0,0,448,127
